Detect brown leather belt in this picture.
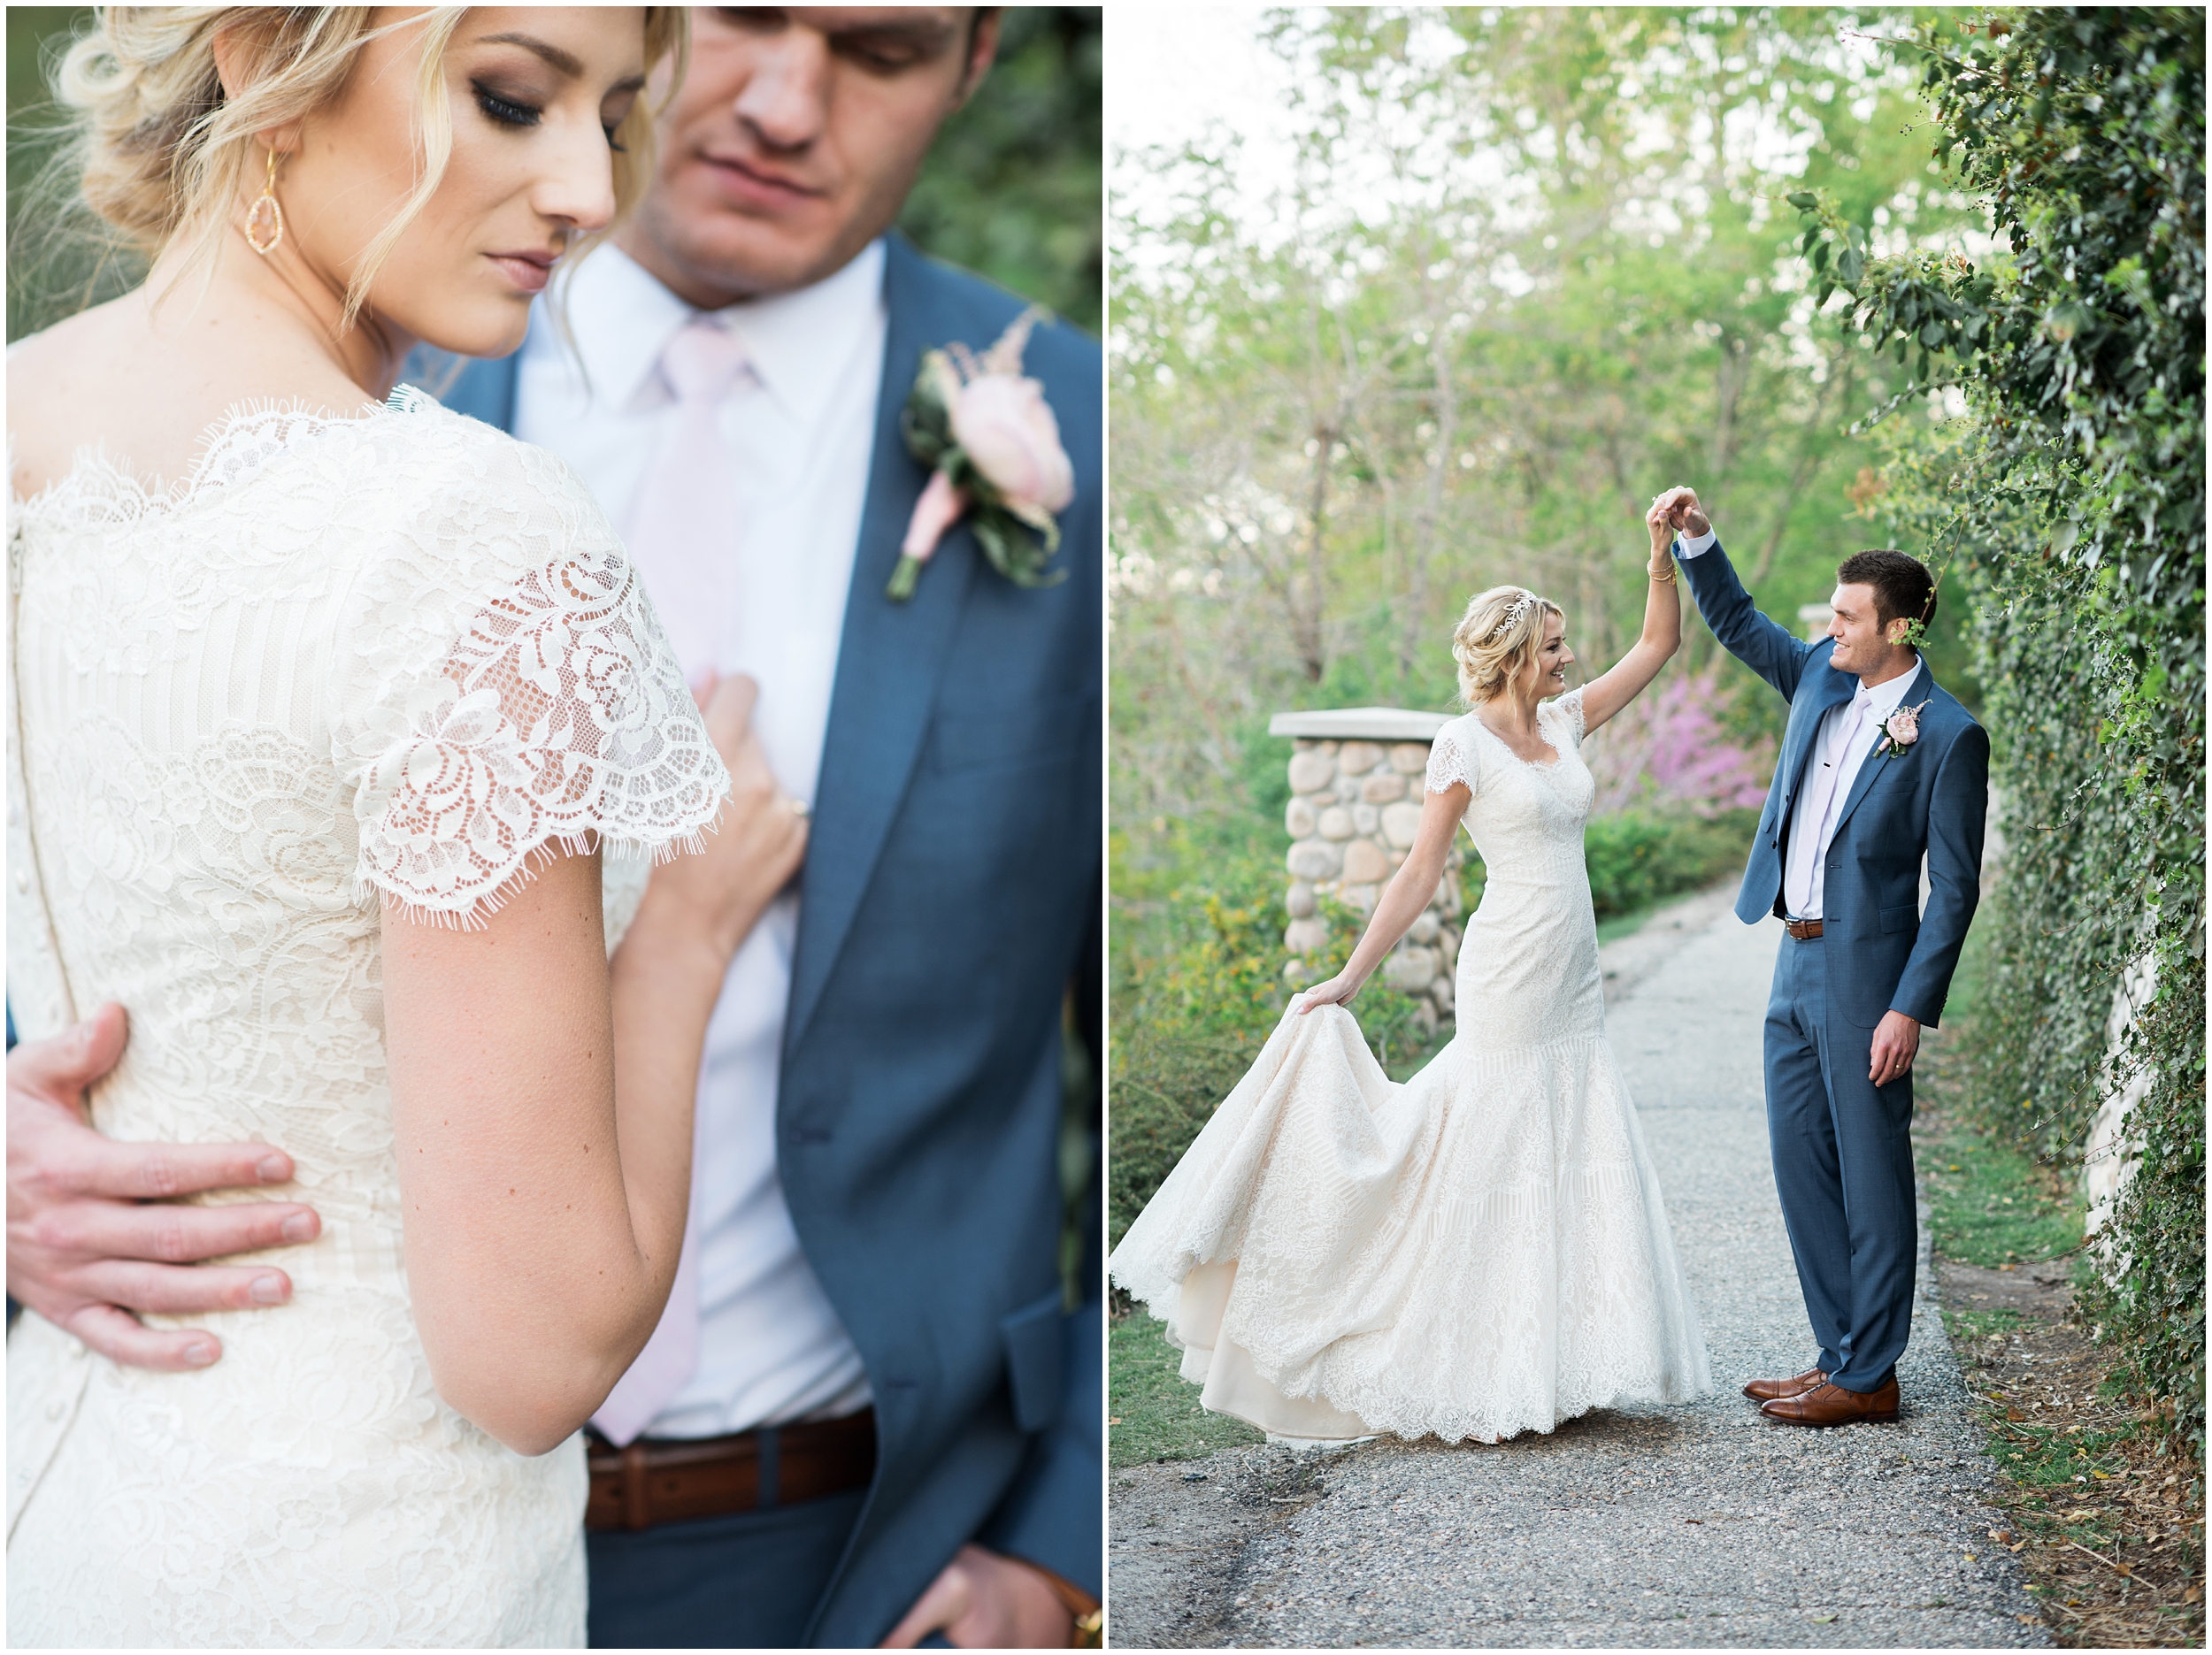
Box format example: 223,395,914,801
1784,916,1824,940
585,1408,875,1533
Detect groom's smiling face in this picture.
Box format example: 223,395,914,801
619,6,999,306
1825,582,1910,676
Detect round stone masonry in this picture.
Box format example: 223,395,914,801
1267,707,1467,1028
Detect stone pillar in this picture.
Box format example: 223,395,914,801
1268,708,1463,1029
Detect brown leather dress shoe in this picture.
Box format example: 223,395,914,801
1760,1375,1901,1427
1741,1366,1827,1402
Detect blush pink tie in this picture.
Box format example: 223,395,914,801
619,312,752,684
591,316,749,1448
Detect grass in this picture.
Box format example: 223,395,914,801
1919,1120,2088,1270
1108,1307,1263,1468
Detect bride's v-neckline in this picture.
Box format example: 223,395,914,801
1472,710,1563,771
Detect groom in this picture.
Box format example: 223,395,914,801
5,8,1099,1647
1654,486,1987,1428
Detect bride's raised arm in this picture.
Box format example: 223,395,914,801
1295,778,1470,1012
1575,500,1685,735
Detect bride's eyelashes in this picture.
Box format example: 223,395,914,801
472,81,541,129
470,80,628,151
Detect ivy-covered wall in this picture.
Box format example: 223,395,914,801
1798,8,2203,1466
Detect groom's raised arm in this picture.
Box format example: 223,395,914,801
1664,499,1816,702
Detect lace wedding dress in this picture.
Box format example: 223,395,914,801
5,390,727,1646
1110,687,1711,1444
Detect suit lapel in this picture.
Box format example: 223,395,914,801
785,241,976,1053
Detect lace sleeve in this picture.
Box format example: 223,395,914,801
1425,728,1476,795
1549,686,1588,747
333,414,728,926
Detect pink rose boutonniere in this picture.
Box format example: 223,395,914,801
887,305,1075,601
1875,700,1926,758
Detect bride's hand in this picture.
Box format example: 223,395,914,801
632,672,807,963
1294,971,1360,1014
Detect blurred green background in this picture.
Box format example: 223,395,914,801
7,6,1100,342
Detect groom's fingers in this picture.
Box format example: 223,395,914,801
6,1003,130,1117
37,1125,299,1203
59,1302,226,1372
879,1560,968,1647
71,1257,296,1317
33,1193,319,1267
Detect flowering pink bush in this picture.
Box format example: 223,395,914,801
1580,668,1774,818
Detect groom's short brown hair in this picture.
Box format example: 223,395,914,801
1838,549,1937,631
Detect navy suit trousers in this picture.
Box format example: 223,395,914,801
586,1489,867,1649
1763,933,1918,1394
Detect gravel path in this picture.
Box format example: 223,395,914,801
1108,890,2047,1648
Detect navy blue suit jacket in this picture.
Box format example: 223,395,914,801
1678,538,1987,1030
433,234,1102,1643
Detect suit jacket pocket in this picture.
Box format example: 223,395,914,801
1879,903,1918,935
1000,1286,1065,1434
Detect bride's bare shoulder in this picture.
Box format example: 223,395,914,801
10,297,369,501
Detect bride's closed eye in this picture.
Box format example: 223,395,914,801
472,81,628,151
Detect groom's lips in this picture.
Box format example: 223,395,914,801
697,150,829,212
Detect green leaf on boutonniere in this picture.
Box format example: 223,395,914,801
972,503,1066,589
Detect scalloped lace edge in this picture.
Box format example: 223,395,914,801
358,816,717,933
10,387,423,527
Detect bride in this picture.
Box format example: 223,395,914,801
4,9,793,1646
1110,502,1713,1446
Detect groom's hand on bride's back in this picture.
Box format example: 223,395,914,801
7,1003,321,1370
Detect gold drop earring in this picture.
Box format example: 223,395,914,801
244,147,285,256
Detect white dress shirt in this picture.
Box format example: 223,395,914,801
1678,531,1922,921
516,240,887,1437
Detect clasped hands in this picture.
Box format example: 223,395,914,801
1645,484,1711,548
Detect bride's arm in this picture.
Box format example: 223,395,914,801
1574,502,1684,736
380,678,801,1457
1295,782,1469,1011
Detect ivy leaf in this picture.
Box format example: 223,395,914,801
1786,189,1819,211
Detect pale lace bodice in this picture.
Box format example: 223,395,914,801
1111,683,1710,1444
1425,689,1602,1051
5,391,728,1647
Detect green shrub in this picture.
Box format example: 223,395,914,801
1584,808,1757,921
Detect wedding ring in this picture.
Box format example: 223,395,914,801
785,797,810,819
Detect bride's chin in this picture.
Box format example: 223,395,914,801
409,305,532,364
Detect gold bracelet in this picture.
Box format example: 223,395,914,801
1649,563,1677,586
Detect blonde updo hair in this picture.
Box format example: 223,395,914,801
34,6,687,329
1452,584,1563,705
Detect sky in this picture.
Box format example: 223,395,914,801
1102,7,1297,203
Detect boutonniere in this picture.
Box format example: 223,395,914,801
1874,699,1928,758
887,305,1074,601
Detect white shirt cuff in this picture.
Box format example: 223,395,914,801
1676,527,1717,558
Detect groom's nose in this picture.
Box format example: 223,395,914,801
732,27,834,153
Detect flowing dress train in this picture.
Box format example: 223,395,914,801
1110,687,1711,1444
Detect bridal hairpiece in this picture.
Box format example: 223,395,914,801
1494,592,1536,637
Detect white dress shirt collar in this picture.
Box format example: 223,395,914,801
1856,655,1924,714
548,240,887,428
